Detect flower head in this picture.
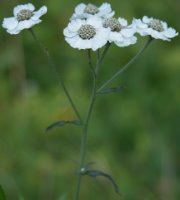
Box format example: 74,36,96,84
70,3,114,20
103,17,137,47
133,16,178,41
63,17,109,51
2,3,47,34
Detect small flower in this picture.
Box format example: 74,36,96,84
70,2,114,20
103,17,137,47
133,16,178,41
2,3,47,34
63,17,109,51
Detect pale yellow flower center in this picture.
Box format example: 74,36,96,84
84,4,99,15
17,9,33,21
148,19,164,32
78,24,96,40
103,18,122,32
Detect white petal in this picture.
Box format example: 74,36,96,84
75,3,86,14
115,36,137,47
133,19,148,29
132,18,141,25
14,3,35,16
114,40,127,47
76,38,89,49
70,13,76,20
25,3,35,11
99,3,114,18
150,30,167,40
7,27,21,35
136,28,151,36
94,33,106,44
32,6,47,20
163,27,178,38
99,28,110,39
92,39,102,50
99,3,111,13
128,36,137,44
105,11,115,18
161,21,168,29
67,19,84,32
65,36,79,48
2,17,18,30
87,16,102,27
118,18,128,26
94,29,109,48
82,39,92,49
63,27,77,37
121,28,135,37
142,16,151,23
92,34,108,50
137,22,148,29
109,32,123,42
17,19,41,30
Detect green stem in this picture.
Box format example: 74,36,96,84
74,50,97,200
97,37,153,93
95,42,111,75
29,28,82,123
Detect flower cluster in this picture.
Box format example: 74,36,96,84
63,2,178,51
2,3,47,34
1,2,178,47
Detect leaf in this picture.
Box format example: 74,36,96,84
97,85,125,95
46,120,81,131
71,120,81,125
0,185,6,200
85,170,121,196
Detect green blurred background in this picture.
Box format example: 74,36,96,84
0,0,180,199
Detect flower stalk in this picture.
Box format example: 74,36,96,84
95,42,111,75
74,37,154,200
29,28,82,123
75,50,98,200
97,37,153,93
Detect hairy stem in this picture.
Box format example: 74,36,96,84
95,42,111,75
97,37,153,93
29,28,82,122
74,50,98,200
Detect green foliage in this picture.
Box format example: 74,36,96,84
0,0,180,200
0,185,6,200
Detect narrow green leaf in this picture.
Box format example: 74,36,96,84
71,120,81,126
97,85,125,95
0,185,6,200
46,120,81,131
84,170,121,196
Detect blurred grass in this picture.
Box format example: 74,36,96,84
0,0,180,199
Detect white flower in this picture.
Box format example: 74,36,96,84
133,16,178,41
70,2,114,20
2,3,47,34
103,17,137,47
63,17,109,51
